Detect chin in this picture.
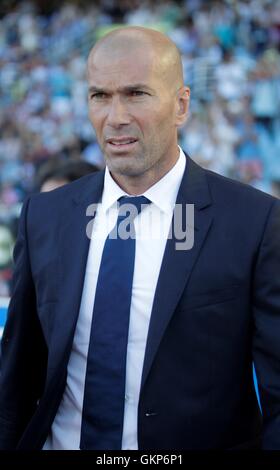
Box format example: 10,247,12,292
112,165,144,177
106,157,145,177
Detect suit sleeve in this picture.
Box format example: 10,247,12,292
0,197,48,449
252,198,280,449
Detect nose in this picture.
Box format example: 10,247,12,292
106,96,130,128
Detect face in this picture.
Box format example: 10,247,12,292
87,45,189,182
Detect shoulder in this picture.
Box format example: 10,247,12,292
184,153,279,239
197,164,280,251
32,170,104,203
204,166,277,214
18,170,105,238
26,170,104,217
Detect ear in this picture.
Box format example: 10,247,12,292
175,86,190,127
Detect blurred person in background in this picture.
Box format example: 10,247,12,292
0,26,279,451
37,159,99,192
0,224,14,297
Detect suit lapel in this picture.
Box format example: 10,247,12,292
47,171,105,374
141,156,213,389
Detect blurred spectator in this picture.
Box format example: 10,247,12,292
37,158,99,192
250,51,280,136
0,224,14,297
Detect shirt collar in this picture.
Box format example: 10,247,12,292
102,146,186,215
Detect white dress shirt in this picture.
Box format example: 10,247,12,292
44,147,186,450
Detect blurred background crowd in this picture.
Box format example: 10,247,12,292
0,0,280,297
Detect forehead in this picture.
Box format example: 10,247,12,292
87,46,158,88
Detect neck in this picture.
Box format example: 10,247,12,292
110,147,180,195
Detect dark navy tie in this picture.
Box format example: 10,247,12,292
80,195,151,450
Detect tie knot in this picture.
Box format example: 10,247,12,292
118,195,151,218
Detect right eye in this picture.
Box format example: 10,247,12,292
90,92,107,100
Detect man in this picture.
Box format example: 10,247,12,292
0,27,279,450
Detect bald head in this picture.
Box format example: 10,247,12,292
88,27,184,91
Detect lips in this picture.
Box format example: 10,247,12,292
106,137,138,146
105,136,138,154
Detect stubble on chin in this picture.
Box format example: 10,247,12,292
104,154,146,177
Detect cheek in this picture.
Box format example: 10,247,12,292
88,107,95,123
88,109,103,133
146,109,175,136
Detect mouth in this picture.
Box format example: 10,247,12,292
105,137,138,153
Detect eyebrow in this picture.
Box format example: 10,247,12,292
88,84,154,94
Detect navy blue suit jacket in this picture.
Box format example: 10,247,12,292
0,154,280,449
